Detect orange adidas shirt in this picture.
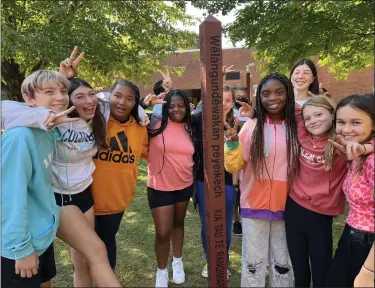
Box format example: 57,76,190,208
92,115,148,215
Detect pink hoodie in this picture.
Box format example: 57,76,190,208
289,106,347,216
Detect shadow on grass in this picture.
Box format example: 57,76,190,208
52,159,345,287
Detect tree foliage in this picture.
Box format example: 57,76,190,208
191,0,374,78
1,0,198,99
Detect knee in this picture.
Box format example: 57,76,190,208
173,218,185,229
88,239,108,262
72,256,90,272
273,261,292,275
156,230,171,244
245,262,263,278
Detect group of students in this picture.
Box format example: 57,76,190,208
1,46,374,288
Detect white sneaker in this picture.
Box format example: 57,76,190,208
201,263,208,278
172,261,185,284
155,269,169,288
201,263,230,280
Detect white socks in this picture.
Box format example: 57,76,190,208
173,256,182,263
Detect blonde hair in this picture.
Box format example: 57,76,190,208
21,70,69,99
223,84,235,124
302,95,337,171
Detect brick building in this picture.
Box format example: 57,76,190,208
136,48,373,104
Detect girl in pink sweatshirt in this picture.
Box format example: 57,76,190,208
285,95,374,287
225,73,299,287
285,95,347,287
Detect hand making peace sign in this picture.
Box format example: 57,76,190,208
222,65,235,75
59,46,85,79
236,100,254,118
224,119,240,142
308,83,331,98
142,92,167,107
43,106,80,130
328,135,368,160
160,70,173,92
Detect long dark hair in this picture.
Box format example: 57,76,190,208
250,73,299,184
290,58,319,95
336,93,375,174
110,79,141,123
148,89,197,173
68,78,107,149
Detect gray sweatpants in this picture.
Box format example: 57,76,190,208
241,218,294,287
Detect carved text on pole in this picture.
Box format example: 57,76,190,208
199,15,227,288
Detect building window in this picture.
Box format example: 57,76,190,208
225,72,241,81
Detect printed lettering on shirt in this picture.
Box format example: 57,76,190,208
62,129,94,143
93,131,135,164
300,147,325,164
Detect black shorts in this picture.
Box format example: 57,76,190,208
1,243,56,288
55,185,94,213
147,184,194,209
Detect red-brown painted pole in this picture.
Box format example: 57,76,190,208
199,15,228,288
246,71,251,104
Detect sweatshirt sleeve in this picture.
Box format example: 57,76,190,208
153,104,163,117
224,142,245,173
1,100,52,131
138,105,147,119
1,133,34,259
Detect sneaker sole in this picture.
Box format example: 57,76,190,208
173,278,185,285
234,233,242,236
201,271,208,278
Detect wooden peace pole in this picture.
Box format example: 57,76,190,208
199,15,228,288
246,71,251,103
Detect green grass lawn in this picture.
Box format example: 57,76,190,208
52,159,347,287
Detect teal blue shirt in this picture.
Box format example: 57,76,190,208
1,127,60,260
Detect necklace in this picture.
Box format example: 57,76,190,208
311,135,322,148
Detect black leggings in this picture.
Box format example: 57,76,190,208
326,223,375,287
285,196,333,287
95,211,124,268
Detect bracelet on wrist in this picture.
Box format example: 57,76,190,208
362,265,375,275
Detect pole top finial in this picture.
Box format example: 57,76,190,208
246,63,255,72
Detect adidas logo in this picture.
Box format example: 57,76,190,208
93,131,135,164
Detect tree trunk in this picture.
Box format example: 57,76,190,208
1,59,47,102
1,59,26,102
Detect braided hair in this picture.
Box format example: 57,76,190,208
110,79,141,123
148,89,198,174
250,73,299,184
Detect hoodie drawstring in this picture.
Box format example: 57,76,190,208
53,131,72,211
53,134,65,210
265,118,286,157
265,118,271,157
61,143,72,201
